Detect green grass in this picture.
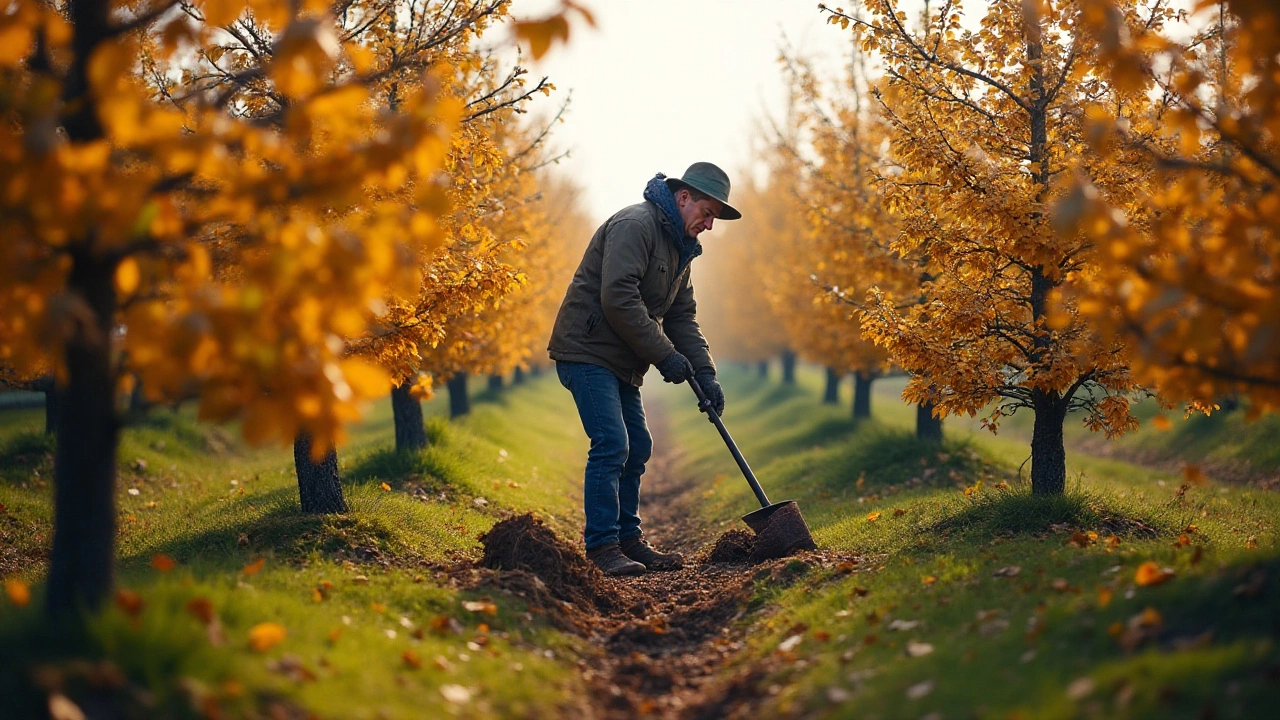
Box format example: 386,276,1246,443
653,364,1280,719
0,376,592,718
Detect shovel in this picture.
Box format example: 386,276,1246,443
686,369,818,560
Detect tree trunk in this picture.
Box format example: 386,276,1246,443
853,372,874,420
916,401,943,443
47,258,118,619
757,361,768,379
447,372,470,418
529,364,543,377
823,367,840,404
38,376,59,436
294,432,347,514
488,374,503,392
513,367,526,385
1030,391,1068,495
391,382,427,452
781,350,797,384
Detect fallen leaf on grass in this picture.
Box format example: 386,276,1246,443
866,511,881,522
242,558,265,576
402,649,422,669
1184,465,1207,486
922,575,937,586
462,600,498,616
1098,587,1114,608
1067,532,1097,548
5,579,31,607
778,634,803,653
185,596,215,624
267,654,316,682
439,684,472,704
1246,536,1259,550
893,508,906,517
1065,676,1095,701
150,554,176,573
429,616,464,636
379,482,391,491
905,640,934,657
247,622,287,652
1134,562,1174,586
115,590,144,616
993,565,1022,578
905,679,935,699
1106,535,1121,548
887,619,921,631
47,694,85,720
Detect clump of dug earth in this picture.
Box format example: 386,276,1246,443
702,503,819,564
478,513,631,613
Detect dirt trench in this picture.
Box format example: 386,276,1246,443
474,398,851,719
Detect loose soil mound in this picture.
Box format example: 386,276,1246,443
750,502,818,563
702,530,755,564
479,513,628,612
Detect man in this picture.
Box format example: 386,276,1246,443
548,162,740,576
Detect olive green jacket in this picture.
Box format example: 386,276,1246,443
547,200,715,386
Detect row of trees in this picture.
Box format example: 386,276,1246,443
0,0,588,620
702,0,1276,496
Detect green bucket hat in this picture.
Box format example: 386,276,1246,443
665,162,742,220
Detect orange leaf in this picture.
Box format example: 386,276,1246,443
115,589,144,616
922,575,937,586
402,649,422,669
1151,415,1172,431
1097,587,1113,608
247,622,287,652
1184,465,1207,486
462,600,498,616
893,508,906,516
866,511,882,522
186,596,215,624
5,579,31,607
1134,561,1174,587
380,482,391,491
151,554,176,573
243,557,265,576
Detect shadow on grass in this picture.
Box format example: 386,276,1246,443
119,486,410,572
933,489,1169,539
0,431,53,485
768,427,1011,498
343,419,475,495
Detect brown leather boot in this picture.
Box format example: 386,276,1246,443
620,534,683,571
586,542,646,576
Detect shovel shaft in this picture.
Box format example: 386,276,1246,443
687,373,771,508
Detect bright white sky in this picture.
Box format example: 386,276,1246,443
510,0,859,223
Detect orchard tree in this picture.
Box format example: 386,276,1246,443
0,0,462,616
1060,0,1280,414
827,0,1165,493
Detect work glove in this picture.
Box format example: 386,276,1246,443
655,351,693,384
695,369,725,416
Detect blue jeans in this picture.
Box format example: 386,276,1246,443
555,361,652,550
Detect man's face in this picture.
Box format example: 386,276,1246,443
676,190,723,238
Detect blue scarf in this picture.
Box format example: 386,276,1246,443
643,173,702,270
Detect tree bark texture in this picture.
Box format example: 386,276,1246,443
488,374,503,392
294,432,347,514
781,350,797,384
391,382,427,452
916,401,943,443
448,372,470,418
46,0,117,621
853,372,874,420
1030,391,1068,495
823,367,840,404
37,375,59,435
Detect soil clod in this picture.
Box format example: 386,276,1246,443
479,513,630,613
702,529,755,564
749,502,819,563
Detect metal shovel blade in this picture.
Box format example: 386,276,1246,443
744,500,818,562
